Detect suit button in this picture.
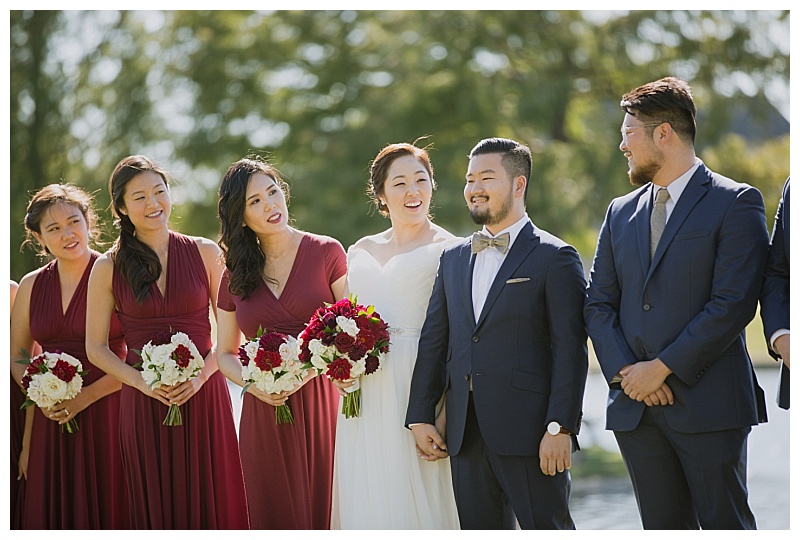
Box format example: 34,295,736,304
472,335,479,343
643,304,651,311
464,374,470,381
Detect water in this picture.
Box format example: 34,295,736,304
227,367,790,530
570,367,790,530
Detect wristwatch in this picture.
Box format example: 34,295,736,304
547,421,571,436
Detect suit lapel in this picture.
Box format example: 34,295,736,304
475,222,538,330
635,187,652,277
462,244,477,326
646,166,711,283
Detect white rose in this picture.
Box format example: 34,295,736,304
337,316,359,337
32,372,69,406
349,359,366,378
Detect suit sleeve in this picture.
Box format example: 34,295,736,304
405,252,450,427
584,203,641,383
659,186,770,383
760,179,790,356
544,245,588,434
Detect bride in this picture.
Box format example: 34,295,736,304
330,142,460,529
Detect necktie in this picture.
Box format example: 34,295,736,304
650,187,671,259
471,232,510,254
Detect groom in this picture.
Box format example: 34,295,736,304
405,138,588,529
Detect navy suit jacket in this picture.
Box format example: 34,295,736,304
585,164,769,433
760,177,790,409
405,221,588,456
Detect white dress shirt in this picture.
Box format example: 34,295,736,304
472,214,531,322
656,158,701,223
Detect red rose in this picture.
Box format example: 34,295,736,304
326,358,352,381
27,355,46,376
333,332,356,352
172,344,193,369
51,359,77,382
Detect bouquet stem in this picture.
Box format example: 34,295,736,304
275,402,295,424
341,388,361,419
61,418,80,434
163,403,183,426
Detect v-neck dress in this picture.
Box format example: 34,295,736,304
23,251,130,529
112,231,249,529
217,232,346,529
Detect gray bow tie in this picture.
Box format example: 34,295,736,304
471,232,510,254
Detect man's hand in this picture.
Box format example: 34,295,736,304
620,358,672,402
774,334,790,369
410,423,448,462
642,382,675,406
539,432,571,476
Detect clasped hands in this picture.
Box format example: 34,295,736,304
618,358,674,406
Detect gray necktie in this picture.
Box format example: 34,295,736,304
650,187,671,259
471,232,510,254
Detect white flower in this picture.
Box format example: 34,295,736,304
337,316,359,337
349,359,366,378
308,339,328,357
29,372,69,407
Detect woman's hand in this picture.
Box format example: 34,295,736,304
330,377,356,397
163,377,207,407
44,391,90,426
246,385,289,407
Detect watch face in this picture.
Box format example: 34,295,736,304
548,421,560,435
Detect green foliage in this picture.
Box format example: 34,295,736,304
9,11,789,280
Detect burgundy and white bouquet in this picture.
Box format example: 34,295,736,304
19,350,87,433
239,329,305,424
299,296,390,418
135,330,204,426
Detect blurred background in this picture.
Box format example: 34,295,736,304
7,9,791,529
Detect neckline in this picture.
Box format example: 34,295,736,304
263,232,308,301
350,241,441,269
53,252,95,318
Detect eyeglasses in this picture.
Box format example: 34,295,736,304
620,122,665,137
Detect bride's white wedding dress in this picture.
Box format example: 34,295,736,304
330,241,460,529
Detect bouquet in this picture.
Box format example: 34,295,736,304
238,329,305,424
135,330,204,426
299,295,390,418
19,350,87,433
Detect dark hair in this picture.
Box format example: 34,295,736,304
108,155,171,304
620,77,697,146
23,183,102,258
368,141,436,217
218,157,290,300
468,137,532,201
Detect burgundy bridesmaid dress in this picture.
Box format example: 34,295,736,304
22,252,130,529
217,233,345,529
113,231,248,529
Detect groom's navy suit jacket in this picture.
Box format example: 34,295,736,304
406,221,588,456
585,164,769,433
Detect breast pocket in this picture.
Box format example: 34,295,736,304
504,277,538,291
674,229,711,242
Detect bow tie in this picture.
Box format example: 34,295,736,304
471,232,510,254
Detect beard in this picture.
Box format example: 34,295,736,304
469,192,514,226
628,150,665,187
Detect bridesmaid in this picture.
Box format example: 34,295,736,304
85,155,249,529
10,184,129,528
216,157,346,529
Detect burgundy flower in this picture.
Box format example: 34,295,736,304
238,346,250,366
151,331,173,346
265,350,282,370
333,333,356,353
364,355,381,375
298,342,311,364
349,346,367,362
27,355,46,375
322,312,338,330
326,358,352,381
259,332,285,352
355,332,376,352
321,332,335,345
51,359,77,382
254,349,281,372
21,374,31,389
172,344,193,369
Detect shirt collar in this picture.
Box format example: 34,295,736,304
655,158,701,205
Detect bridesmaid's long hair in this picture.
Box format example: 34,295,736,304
23,183,102,258
218,157,290,300
108,155,171,304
